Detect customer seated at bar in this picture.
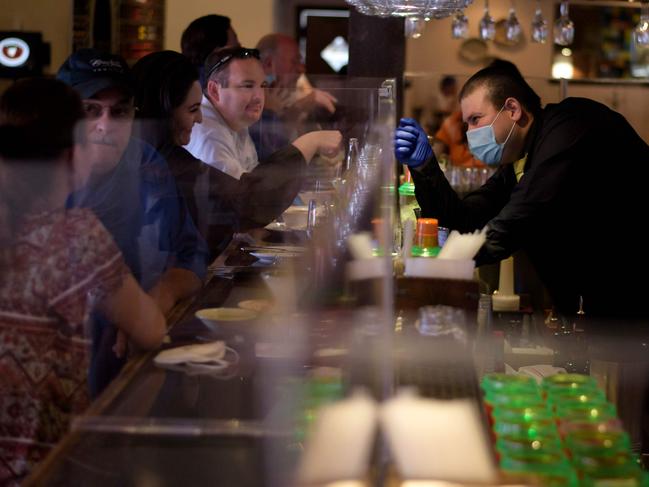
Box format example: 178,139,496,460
132,50,319,257
251,33,338,160
184,45,342,180
0,78,166,485
57,48,209,394
394,59,649,322
180,14,240,86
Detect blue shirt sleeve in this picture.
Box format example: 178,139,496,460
137,139,209,281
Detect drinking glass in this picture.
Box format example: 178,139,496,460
558,418,624,438
479,1,496,41
497,433,563,458
505,2,522,43
405,16,427,39
556,402,617,424
565,430,631,459
452,10,469,39
531,0,548,43
575,451,644,486
542,373,598,396
481,372,539,396
554,1,575,46
416,305,467,343
634,2,649,46
499,450,575,475
500,451,578,487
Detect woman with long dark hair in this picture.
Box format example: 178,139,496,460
132,50,314,258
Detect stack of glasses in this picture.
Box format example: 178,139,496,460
481,372,648,486
294,374,344,444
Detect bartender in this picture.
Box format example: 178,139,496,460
394,60,649,323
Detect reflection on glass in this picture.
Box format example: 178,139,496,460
553,1,575,46
330,139,383,254
479,0,496,41
531,0,548,44
505,1,522,43
634,2,649,47
452,10,469,39
405,16,427,39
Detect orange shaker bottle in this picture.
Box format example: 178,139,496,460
415,218,439,249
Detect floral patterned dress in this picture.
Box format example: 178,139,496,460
0,208,128,485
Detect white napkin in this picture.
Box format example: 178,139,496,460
437,227,486,260
380,391,497,483
297,391,378,484
154,341,225,366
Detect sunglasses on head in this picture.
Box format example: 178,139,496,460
205,48,260,80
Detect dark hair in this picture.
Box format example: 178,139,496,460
131,51,199,148
0,77,84,252
459,59,542,115
181,15,232,68
204,46,260,89
440,75,457,91
0,77,84,160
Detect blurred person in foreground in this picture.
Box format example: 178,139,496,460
132,50,323,257
57,48,208,393
251,33,338,160
184,46,342,180
394,59,649,323
0,78,165,485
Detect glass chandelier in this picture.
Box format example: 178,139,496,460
634,0,649,46
346,0,474,21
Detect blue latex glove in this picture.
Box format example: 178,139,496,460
394,117,433,168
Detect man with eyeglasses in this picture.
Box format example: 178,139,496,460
57,48,209,395
185,46,342,180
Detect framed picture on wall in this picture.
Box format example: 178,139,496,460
72,0,164,64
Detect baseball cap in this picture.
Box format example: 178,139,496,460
57,48,133,99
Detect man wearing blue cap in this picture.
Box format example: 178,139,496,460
58,48,209,394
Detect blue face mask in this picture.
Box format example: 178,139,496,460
466,104,516,166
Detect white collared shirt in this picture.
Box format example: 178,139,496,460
184,96,259,179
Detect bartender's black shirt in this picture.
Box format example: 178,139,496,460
412,97,649,321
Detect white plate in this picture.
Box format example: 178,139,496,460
265,221,292,232
265,222,308,232
195,307,258,328
281,206,310,230
238,299,274,313
154,341,225,365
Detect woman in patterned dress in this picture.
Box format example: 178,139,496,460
0,78,166,485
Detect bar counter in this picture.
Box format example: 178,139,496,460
25,221,490,487
26,235,311,486
25,230,649,486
